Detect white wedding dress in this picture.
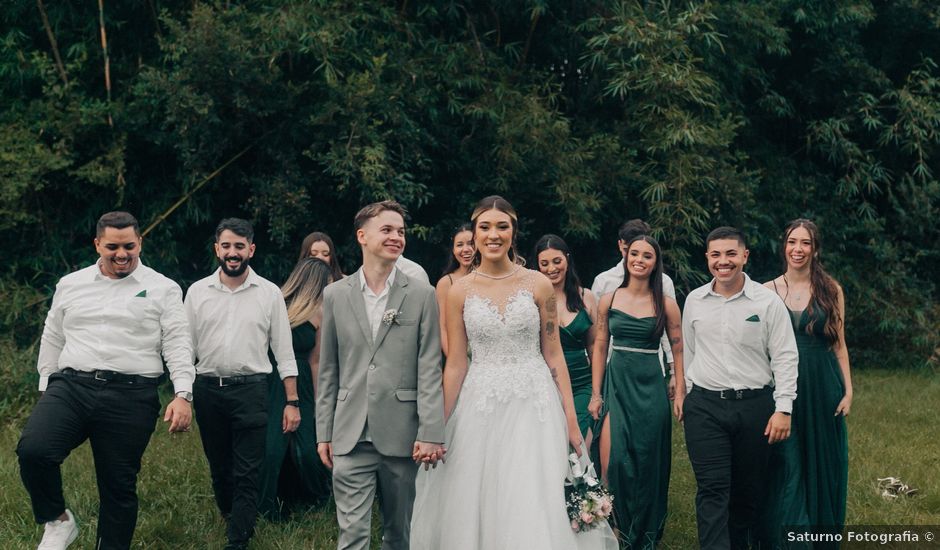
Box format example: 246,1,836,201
410,271,617,550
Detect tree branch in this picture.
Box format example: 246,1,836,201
141,145,254,237
97,0,113,126
36,0,68,85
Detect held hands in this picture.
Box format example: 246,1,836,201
163,397,192,433
413,441,447,470
764,411,791,444
667,377,676,401
834,392,853,416
317,442,334,470
282,404,301,433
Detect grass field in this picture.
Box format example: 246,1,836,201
1,368,937,549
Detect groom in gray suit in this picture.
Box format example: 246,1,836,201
316,200,445,550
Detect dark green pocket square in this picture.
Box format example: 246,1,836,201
745,314,760,322
135,290,147,298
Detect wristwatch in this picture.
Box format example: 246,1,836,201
286,400,301,408
175,391,193,402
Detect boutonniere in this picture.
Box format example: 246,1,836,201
382,309,401,327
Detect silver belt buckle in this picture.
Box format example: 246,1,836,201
94,371,107,382
735,390,744,399
218,376,229,387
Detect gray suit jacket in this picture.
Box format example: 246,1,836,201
315,269,444,457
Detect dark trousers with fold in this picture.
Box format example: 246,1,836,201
194,378,269,547
683,388,775,550
16,373,160,550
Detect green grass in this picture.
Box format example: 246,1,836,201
2,369,938,549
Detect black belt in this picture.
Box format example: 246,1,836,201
196,373,268,387
60,368,161,385
691,384,771,400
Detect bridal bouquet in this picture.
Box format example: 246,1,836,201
564,449,614,533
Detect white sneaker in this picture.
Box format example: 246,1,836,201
37,509,78,549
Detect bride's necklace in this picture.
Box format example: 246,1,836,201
474,265,520,280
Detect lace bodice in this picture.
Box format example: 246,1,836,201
457,269,556,419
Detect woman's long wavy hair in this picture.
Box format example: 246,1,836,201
282,258,333,328
532,234,585,314
781,219,841,345
619,235,666,339
469,195,525,268
442,223,473,277
298,231,344,282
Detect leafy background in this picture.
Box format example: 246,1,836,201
1,0,938,414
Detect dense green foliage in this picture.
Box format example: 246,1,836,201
1,0,937,394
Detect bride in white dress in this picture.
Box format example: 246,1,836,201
411,196,617,550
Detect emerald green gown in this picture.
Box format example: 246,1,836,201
603,309,670,549
761,304,848,548
258,322,332,518
560,308,595,438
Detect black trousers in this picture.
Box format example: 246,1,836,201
683,387,775,550
16,373,160,550
194,377,269,547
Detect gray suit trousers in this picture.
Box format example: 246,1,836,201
332,442,418,550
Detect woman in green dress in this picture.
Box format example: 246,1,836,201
589,236,685,549
258,258,334,519
533,234,598,440
761,219,852,547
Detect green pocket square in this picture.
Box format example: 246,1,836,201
135,290,147,298
745,314,760,322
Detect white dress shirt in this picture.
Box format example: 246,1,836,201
359,267,397,341
395,256,429,285
36,261,195,393
591,260,677,367
184,267,297,379
682,273,799,412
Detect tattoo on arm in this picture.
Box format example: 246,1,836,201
546,321,556,341
670,336,680,345
546,294,558,316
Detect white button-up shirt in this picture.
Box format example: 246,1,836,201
395,256,428,285
184,268,297,379
359,267,397,341
591,260,677,366
682,273,799,412
36,261,195,393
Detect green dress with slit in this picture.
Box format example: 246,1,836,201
760,304,848,548
603,309,671,549
257,322,332,519
560,308,594,438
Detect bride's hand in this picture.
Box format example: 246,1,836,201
567,417,583,456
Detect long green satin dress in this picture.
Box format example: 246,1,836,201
761,304,848,548
560,308,595,438
603,309,670,549
258,322,331,519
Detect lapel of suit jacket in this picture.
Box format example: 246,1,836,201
370,272,409,359
345,269,374,348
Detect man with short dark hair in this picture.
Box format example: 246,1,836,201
17,211,194,550
682,226,798,549
185,218,300,550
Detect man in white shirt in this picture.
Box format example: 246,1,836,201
16,211,194,550
592,219,677,389
185,218,300,550
681,226,798,550
316,201,444,550
395,255,430,285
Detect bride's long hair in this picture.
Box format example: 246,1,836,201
469,195,525,269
